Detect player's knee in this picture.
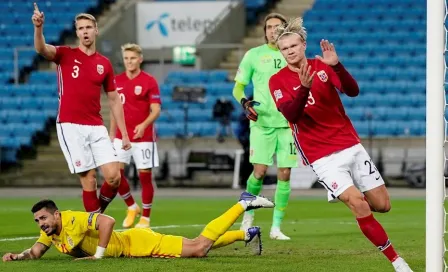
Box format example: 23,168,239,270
373,201,391,213
277,168,291,180
79,171,97,191
253,165,267,179
346,194,371,217
105,173,121,188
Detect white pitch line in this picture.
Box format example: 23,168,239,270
0,219,423,243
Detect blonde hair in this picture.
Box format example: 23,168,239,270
74,13,97,27
121,43,143,56
274,17,307,44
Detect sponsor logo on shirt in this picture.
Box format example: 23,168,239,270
317,70,328,82
260,55,272,64
274,89,283,101
97,64,104,75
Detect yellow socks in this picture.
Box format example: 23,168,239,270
200,203,245,241
211,230,246,249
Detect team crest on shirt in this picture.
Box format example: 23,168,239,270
317,70,328,82
134,85,142,95
97,64,104,75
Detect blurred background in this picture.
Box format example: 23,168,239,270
0,0,427,191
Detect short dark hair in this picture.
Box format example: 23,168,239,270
31,199,59,214
263,13,287,43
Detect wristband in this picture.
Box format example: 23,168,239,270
94,246,106,259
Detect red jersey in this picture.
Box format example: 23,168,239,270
115,71,161,142
53,46,116,125
269,59,360,165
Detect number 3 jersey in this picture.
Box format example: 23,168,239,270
114,71,161,142
268,59,360,165
234,44,289,128
53,46,117,125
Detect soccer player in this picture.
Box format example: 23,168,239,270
109,43,161,229
2,195,274,262
233,13,297,240
32,4,131,213
268,18,413,272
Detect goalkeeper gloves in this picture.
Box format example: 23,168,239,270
241,98,260,121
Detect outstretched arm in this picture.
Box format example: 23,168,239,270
2,242,49,262
32,3,56,60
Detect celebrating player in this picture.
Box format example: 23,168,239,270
32,4,131,213
2,195,274,262
109,43,162,229
268,18,413,272
233,13,297,240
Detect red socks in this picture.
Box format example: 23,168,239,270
140,171,154,217
118,169,136,207
356,214,399,262
82,190,100,213
99,181,118,213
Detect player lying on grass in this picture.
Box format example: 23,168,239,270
268,17,413,272
2,193,273,262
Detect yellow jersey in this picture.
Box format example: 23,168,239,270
36,211,126,257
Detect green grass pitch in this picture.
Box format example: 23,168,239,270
0,196,424,271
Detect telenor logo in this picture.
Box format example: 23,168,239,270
145,13,170,37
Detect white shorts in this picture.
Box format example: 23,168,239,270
113,139,159,169
56,123,118,174
311,143,385,203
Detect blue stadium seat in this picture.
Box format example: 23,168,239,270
407,106,425,121
345,107,368,121
352,121,369,137
156,122,183,137
26,110,48,124
208,70,229,82
373,121,397,136
188,108,212,122
385,107,409,121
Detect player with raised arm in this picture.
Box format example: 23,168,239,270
32,3,131,213
268,18,413,272
234,13,297,240
2,195,273,262
109,43,161,229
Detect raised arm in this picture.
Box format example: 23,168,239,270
315,39,359,97
32,3,56,60
330,62,359,97
2,242,49,262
